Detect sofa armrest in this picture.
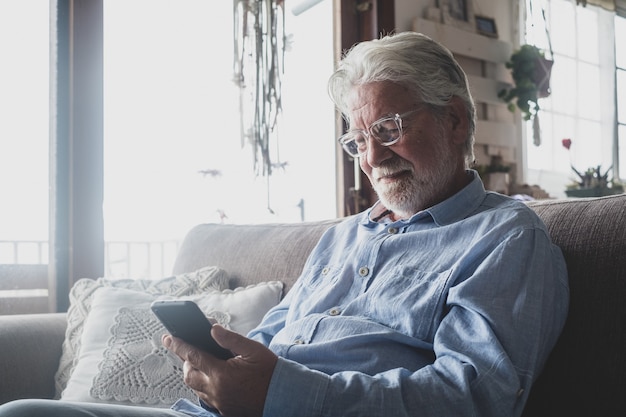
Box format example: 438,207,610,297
0,313,67,405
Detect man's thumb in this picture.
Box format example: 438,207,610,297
211,325,244,354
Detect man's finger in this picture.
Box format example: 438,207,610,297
182,359,211,391
162,334,218,368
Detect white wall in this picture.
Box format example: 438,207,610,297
393,0,525,185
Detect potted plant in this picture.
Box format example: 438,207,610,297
565,165,624,197
475,155,512,195
498,44,554,121
562,139,624,197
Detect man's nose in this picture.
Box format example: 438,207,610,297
365,136,393,167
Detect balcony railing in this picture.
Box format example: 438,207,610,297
0,241,49,264
104,240,180,279
0,240,180,315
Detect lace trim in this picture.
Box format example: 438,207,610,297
90,304,230,405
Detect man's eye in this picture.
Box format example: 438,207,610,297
374,119,397,131
354,135,367,145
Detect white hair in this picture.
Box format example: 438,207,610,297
328,32,476,167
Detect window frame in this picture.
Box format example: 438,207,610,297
522,0,621,197
49,0,104,312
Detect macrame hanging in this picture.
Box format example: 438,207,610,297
233,0,286,177
528,0,554,147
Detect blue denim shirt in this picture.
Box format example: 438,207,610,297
175,171,569,417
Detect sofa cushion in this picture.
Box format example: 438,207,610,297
523,194,626,416
54,266,229,398
60,281,283,407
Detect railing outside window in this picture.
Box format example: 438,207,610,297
0,240,179,315
0,241,49,264
104,240,180,279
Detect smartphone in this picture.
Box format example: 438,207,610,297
150,300,234,360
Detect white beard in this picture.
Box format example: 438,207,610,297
372,131,456,215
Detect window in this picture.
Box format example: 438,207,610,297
616,14,626,180
524,0,620,197
0,1,50,261
103,0,336,278
0,1,50,314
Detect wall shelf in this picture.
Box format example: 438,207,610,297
413,18,512,64
413,17,519,167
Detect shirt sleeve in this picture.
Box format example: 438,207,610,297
247,279,301,346
261,227,569,417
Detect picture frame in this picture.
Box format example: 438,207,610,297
475,15,498,38
439,0,475,32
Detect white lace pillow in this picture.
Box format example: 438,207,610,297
59,281,283,407
54,265,229,398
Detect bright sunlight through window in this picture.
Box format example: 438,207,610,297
103,0,335,277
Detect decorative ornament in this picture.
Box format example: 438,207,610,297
233,0,286,177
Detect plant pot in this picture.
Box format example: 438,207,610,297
565,187,623,198
535,57,553,99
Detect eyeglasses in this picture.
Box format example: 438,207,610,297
338,109,422,158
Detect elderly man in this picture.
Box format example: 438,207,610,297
0,31,568,417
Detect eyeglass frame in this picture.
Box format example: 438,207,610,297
337,108,423,158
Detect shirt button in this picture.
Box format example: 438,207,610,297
388,227,398,234
293,339,305,345
516,388,524,398
358,266,369,277
329,307,341,316
321,267,330,275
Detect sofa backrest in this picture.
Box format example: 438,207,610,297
522,194,626,417
173,194,626,416
172,218,342,293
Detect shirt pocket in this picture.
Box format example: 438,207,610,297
287,263,348,321
353,266,453,342
299,262,343,290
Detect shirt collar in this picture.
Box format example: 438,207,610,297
364,170,486,227
423,170,486,226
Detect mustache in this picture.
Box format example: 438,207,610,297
373,159,414,178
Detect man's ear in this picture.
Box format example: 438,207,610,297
447,96,469,145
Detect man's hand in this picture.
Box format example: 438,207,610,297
163,325,278,417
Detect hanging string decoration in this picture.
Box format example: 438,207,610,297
233,0,286,177
527,0,555,146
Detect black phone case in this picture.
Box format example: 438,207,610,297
150,300,234,360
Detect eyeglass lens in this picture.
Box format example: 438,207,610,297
343,116,401,156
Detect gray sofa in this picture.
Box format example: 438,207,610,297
1,194,625,416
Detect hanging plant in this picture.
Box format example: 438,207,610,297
498,0,555,148
498,44,553,122
233,0,286,177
